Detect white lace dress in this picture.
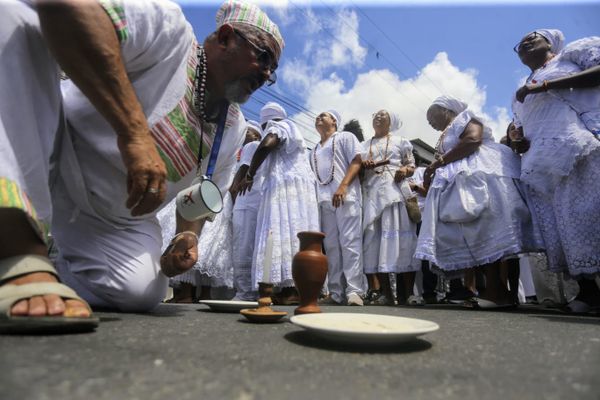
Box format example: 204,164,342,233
361,135,419,274
512,36,600,279
251,120,320,289
415,111,543,271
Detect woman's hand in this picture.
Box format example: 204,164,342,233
516,82,544,103
237,176,254,196
361,159,376,170
394,166,409,183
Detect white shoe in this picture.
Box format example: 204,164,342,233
347,293,364,306
406,295,426,306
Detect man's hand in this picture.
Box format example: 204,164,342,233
119,134,167,216
160,232,198,278
362,159,376,170
332,184,348,208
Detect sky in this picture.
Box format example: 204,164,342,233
176,0,600,148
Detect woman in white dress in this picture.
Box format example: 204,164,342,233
512,29,600,312
415,96,542,308
342,110,419,305
237,102,320,304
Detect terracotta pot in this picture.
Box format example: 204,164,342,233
292,231,327,315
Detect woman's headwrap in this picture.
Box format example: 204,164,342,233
325,109,342,130
246,119,263,137
431,95,468,115
534,29,565,54
260,102,287,125
387,111,402,132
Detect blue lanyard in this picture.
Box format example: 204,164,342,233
198,103,229,179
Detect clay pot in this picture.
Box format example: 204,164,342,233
292,231,327,315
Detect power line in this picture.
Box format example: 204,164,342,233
350,1,446,96
287,0,426,115
318,0,436,103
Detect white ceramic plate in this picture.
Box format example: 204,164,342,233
199,300,259,313
290,313,439,345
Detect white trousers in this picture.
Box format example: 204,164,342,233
232,208,259,300
53,177,168,312
320,202,365,302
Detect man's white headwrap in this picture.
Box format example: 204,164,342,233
325,110,342,130
246,119,263,137
431,95,468,115
534,29,565,54
260,102,287,125
216,0,285,52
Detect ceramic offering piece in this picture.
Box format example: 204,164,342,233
292,231,327,315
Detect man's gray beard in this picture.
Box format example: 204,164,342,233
224,80,251,104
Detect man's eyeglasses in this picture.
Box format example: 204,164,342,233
513,31,539,53
234,29,278,86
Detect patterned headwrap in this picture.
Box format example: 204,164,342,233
260,102,287,125
534,29,565,54
325,110,342,130
246,120,263,137
431,95,468,115
216,0,285,52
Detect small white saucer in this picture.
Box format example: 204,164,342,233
199,300,258,313
290,313,439,345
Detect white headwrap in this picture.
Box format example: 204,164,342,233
534,29,565,54
260,102,287,125
325,110,342,130
246,119,263,137
431,95,468,115
387,111,402,132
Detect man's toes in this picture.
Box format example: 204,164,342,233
10,299,29,316
43,294,66,315
27,295,47,316
63,299,91,318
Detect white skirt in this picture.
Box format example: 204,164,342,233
527,149,600,279
363,201,419,274
415,173,543,271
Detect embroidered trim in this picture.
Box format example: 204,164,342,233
0,177,48,240
99,0,129,42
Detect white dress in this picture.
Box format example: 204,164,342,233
361,134,419,274
415,111,543,271
512,36,600,278
251,120,320,288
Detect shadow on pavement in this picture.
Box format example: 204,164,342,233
283,330,433,354
529,314,600,325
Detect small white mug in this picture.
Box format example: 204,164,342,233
176,176,223,221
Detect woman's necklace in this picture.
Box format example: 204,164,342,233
368,133,390,175
434,128,449,158
312,134,336,185
193,45,208,122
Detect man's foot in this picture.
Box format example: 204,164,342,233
364,289,382,305
165,283,197,304
8,272,91,318
318,295,342,305
272,287,300,305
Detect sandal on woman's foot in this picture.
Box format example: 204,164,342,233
562,299,600,315
462,297,517,310
0,255,99,334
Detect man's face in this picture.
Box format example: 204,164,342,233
222,26,281,104
314,112,336,132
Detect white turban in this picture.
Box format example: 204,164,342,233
431,95,468,115
260,102,287,125
325,110,342,130
534,29,565,54
246,120,263,137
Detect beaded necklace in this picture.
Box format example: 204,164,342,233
312,133,336,185
368,133,390,175
193,45,208,122
434,128,449,158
